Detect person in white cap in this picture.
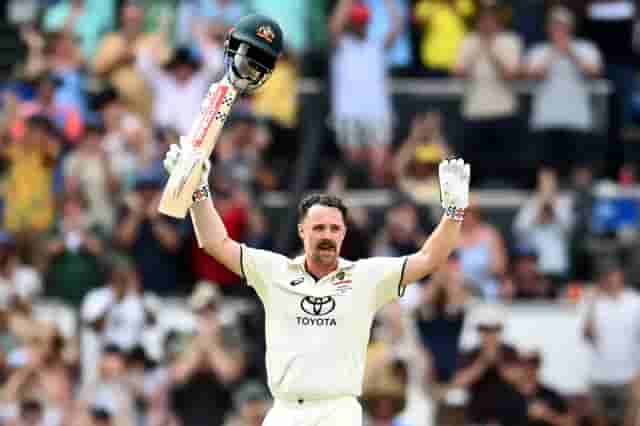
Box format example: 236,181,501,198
164,125,471,425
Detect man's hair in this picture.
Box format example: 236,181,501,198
298,193,348,223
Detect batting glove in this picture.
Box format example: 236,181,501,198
439,158,470,221
163,138,211,201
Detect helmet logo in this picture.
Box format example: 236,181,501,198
256,25,275,43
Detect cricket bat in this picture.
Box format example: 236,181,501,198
158,74,239,218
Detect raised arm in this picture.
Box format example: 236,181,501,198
164,143,242,277
328,0,356,46
383,0,404,50
402,159,470,285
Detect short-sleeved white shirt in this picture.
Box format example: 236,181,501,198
240,245,408,401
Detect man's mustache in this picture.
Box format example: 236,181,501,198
317,240,336,249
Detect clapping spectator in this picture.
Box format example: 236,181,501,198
413,252,474,424
451,305,527,426
329,0,403,187
42,194,105,308
526,6,603,178
516,345,574,426
454,0,523,187
414,0,475,76
169,282,246,426
392,111,450,203
114,173,185,296
583,263,640,426
513,170,575,285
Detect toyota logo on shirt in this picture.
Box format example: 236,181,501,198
300,296,336,316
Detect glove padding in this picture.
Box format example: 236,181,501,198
439,158,470,210
163,137,211,189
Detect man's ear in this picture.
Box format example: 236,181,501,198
297,223,304,240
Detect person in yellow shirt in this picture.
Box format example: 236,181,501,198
414,0,475,75
1,115,61,263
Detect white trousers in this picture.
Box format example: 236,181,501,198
263,396,362,426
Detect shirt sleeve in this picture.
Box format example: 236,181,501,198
577,41,603,69
360,256,409,311
240,244,289,302
526,45,547,71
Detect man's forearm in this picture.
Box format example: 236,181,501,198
190,199,229,250
189,199,242,276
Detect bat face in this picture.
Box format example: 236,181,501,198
158,75,239,218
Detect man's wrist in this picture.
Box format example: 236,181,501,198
192,185,211,204
444,206,465,222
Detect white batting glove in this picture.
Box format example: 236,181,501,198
439,158,470,221
163,138,211,200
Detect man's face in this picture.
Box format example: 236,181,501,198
478,325,502,345
601,269,625,292
298,205,346,267
477,10,500,35
549,20,572,45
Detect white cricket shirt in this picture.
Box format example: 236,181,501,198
240,245,408,401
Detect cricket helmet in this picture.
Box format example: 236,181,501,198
224,14,283,93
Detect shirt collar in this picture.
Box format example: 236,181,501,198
290,255,355,271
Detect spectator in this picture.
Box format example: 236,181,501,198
0,232,42,311
245,208,274,251
223,381,272,426
583,0,637,174
458,204,508,300
413,252,474,425
11,71,84,146
583,263,640,426
513,170,575,284
92,1,171,122
1,115,61,260
516,345,574,426
372,201,426,259
63,120,119,234
112,114,157,192
414,0,475,76
136,32,224,136
216,112,276,193
329,0,403,187
451,305,527,426
81,256,150,383
42,194,105,308
42,0,115,61
114,173,185,296
453,0,523,187
362,366,410,426
503,245,556,300
366,0,414,71
392,111,449,203
526,6,603,177
76,344,137,426
169,282,246,426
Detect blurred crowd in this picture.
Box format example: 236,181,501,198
0,0,636,425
